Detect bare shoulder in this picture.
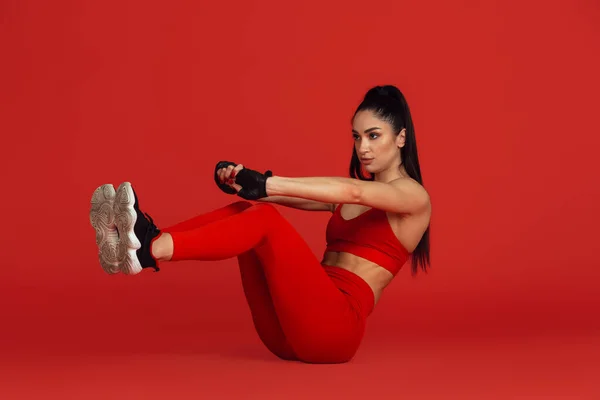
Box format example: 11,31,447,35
390,177,431,207
386,178,431,250
389,176,427,191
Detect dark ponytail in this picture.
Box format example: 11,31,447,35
350,85,431,275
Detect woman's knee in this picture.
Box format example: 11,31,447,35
230,201,277,215
245,202,283,223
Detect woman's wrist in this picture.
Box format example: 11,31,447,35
265,176,283,197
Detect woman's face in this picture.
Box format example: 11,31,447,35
352,110,405,174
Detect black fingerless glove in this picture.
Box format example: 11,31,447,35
235,167,273,200
214,160,273,200
214,161,238,194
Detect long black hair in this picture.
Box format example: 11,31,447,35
349,85,430,275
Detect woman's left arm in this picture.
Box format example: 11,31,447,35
265,175,430,215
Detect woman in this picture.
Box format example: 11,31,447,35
89,85,431,364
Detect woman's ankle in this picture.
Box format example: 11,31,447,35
151,233,173,262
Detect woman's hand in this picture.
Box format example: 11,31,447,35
217,163,244,193
214,161,274,200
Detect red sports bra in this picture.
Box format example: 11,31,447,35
325,204,410,276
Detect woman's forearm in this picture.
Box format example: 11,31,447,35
265,176,359,204
257,196,333,211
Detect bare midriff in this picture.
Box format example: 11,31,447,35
321,251,394,304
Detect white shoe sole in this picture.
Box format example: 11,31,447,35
89,184,120,274
113,182,143,275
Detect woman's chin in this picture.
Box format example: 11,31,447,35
363,168,372,174
362,165,377,174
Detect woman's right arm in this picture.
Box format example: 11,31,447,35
257,196,334,212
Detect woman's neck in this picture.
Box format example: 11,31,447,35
373,164,408,183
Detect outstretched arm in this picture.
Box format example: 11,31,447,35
218,163,429,214
266,175,430,215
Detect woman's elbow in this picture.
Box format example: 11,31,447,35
345,183,362,204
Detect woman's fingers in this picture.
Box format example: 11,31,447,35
225,165,235,180
223,165,235,183
218,167,229,183
232,164,244,178
225,164,244,183
218,163,244,184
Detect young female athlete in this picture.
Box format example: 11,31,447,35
89,85,431,364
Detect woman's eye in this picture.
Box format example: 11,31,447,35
369,133,379,139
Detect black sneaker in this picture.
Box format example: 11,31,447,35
113,182,162,274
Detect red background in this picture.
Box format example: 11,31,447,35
1,0,599,398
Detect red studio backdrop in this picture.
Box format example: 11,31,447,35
1,0,599,398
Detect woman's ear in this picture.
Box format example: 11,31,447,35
396,128,406,148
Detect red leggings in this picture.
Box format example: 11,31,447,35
159,201,375,364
